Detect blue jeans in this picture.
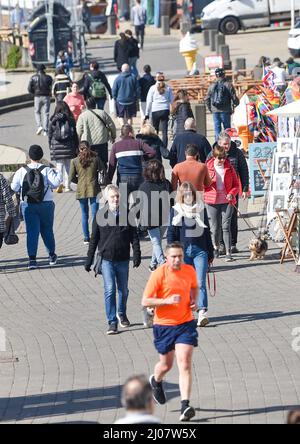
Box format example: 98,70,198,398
95,98,106,110
128,56,139,77
148,227,166,267
184,244,208,311
213,112,231,140
79,197,99,240
101,260,129,325
21,201,55,259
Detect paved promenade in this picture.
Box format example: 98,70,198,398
1,28,300,425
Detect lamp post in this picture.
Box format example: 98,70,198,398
291,0,295,29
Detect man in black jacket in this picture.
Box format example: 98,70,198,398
138,65,155,123
169,118,211,167
28,64,52,136
125,29,140,77
205,68,239,140
83,61,112,110
207,131,249,253
85,184,141,335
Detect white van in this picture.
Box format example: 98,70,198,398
202,0,300,35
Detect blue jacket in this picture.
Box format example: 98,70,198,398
112,72,140,105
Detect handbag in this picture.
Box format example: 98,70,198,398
93,230,115,277
97,157,108,187
4,217,19,246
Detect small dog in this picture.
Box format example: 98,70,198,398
249,237,268,261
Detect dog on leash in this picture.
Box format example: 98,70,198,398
249,236,268,261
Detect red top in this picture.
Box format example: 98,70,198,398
204,158,239,205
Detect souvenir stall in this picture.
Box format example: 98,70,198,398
267,101,300,271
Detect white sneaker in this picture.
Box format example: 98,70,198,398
36,126,43,135
197,310,209,327
43,131,48,137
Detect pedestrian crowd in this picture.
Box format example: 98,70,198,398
5,17,277,422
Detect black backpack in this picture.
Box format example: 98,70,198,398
22,165,47,203
54,119,72,142
212,81,231,109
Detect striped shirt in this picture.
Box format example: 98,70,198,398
0,174,16,233
108,136,156,180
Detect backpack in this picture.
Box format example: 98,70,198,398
88,74,106,99
212,81,232,109
54,119,72,142
22,165,47,204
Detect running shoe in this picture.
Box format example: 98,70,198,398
180,405,196,422
149,375,166,405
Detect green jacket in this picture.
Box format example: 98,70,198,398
76,109,116,145
69,155,104,199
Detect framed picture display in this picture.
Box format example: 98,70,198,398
272,194,287,211
273,174,292,192
275,154,293,174
277,138,296,154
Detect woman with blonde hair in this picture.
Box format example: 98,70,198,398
167,181,214,327
136,122,170,162
145,72,173,147
69,141,105,244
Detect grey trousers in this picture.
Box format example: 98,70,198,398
34,96,50,132
206,203,234,253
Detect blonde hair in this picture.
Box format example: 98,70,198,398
140,123,157,136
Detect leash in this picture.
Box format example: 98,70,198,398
207,264,217,298
231,203,258,238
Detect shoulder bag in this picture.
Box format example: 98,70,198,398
89,109,113,142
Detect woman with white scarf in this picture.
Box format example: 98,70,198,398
167,182,214,327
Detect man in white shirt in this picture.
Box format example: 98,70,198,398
131,0,147,49
271,58,287,93
115,375,161,424
11,145,62,270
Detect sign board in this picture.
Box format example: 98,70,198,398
249,142,277,197
204,55,224,74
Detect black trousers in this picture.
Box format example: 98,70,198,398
152,109,169,148
91,143,108,167
0,232,3,249
135,25,145,48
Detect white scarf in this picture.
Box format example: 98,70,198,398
172,203,207,228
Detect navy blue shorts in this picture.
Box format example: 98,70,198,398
153,320,198,355
116,102,137,118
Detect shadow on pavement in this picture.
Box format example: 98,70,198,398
210,310,300,326
0,382,180,422
190,404,300,423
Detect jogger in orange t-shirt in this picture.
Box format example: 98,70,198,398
142,242,199,422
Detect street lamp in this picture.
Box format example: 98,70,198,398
291,0,295,29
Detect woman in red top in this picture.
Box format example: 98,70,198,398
204,145,239,262
63,83,85,121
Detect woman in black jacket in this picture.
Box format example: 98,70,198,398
138,159,173,272
136,123,170,163
170,89,194,136
167,181,214,328
48,101,78,192
114,33,130,71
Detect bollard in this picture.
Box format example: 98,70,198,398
220,44,231,68
235,58,246,71
203,29,210,46
191,103,207,137
215,34,225,55
107,15,117,35
162,15,170,35
209,29,218,51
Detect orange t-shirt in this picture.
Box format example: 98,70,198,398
143,263,198,326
